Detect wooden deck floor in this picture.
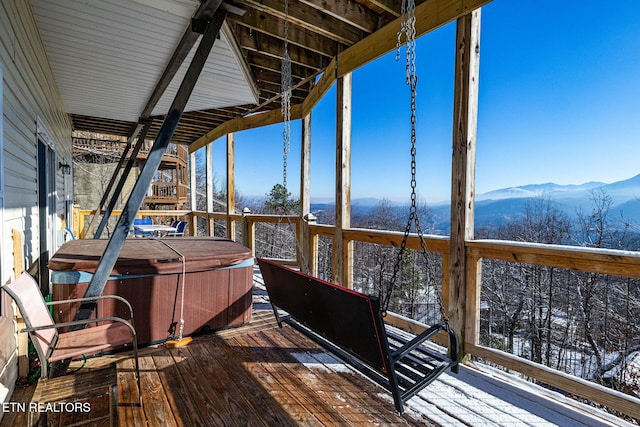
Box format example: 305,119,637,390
2,289,635,426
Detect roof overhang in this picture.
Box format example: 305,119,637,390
31,0,259,125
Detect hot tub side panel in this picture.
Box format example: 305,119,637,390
52,266,253,345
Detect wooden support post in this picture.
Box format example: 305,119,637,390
242,210,255,258
333,72,353,288
206,143,214,236
449,9,481,349
72,204,82,239
190,150,197,235
308,224,319,277
465,253,483,346
11,229,28,378
226,133,236,240
299,113,312,273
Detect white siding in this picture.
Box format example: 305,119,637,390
0,0,73,410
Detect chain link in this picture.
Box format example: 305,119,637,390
281,0,292,190
383,0,448,325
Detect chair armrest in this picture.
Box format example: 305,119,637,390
22,316,137,338
46,294,134,319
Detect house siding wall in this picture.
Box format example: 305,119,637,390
0,0,73,411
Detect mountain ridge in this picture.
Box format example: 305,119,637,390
309,173,640,230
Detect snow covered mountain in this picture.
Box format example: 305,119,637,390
477,174,640,203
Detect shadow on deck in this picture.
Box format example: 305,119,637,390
1,281,634,426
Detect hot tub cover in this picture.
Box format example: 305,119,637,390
49,237,252,276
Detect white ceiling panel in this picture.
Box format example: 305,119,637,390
31,0,258,123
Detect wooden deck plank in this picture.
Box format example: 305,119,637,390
200,333,300,426
117,358,146,427
268,325,408,425
230,332,323,426
150,351,208,427
138,355,179,427
52,393,112,427
0,384,35,427
243,330,349,425
168,345,244,426
180,342,262,426
184,340,268,426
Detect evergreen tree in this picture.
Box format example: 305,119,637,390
264,183,299,214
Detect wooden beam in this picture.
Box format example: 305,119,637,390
299,0,380,33
246,51,318,79
191,104,303,152
231,9,339,57
367,0,402,17
467,239,640,279
333,72,353,288
449,9,481,346
227,133,236,240
333,0,492,80
233,25,330,69
239,0,363,45
465,252,482,347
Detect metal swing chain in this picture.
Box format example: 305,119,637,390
278,0,311,271
281,0,292,191
382,0,449,326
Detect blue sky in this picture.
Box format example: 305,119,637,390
207,0,640,204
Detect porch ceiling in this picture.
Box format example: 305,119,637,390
31,0,259,142
30,0,416,145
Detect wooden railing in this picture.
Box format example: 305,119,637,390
71,207,640,419
146,182,188,204
464,240,640,419
73,208,190,239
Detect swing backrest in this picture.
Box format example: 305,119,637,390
259,258,391,374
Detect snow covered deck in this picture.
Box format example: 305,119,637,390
2,275,634,426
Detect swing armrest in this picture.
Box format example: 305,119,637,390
391,323,459,373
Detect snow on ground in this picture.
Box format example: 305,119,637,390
290,344,636,426
405,363,636,427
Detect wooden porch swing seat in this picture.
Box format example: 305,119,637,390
258,258,459,413
1,272,141,400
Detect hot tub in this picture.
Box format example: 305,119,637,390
48,237,254,345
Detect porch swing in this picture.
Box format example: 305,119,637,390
258,0,458,414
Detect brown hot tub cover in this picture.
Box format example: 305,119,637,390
49,237,252,276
